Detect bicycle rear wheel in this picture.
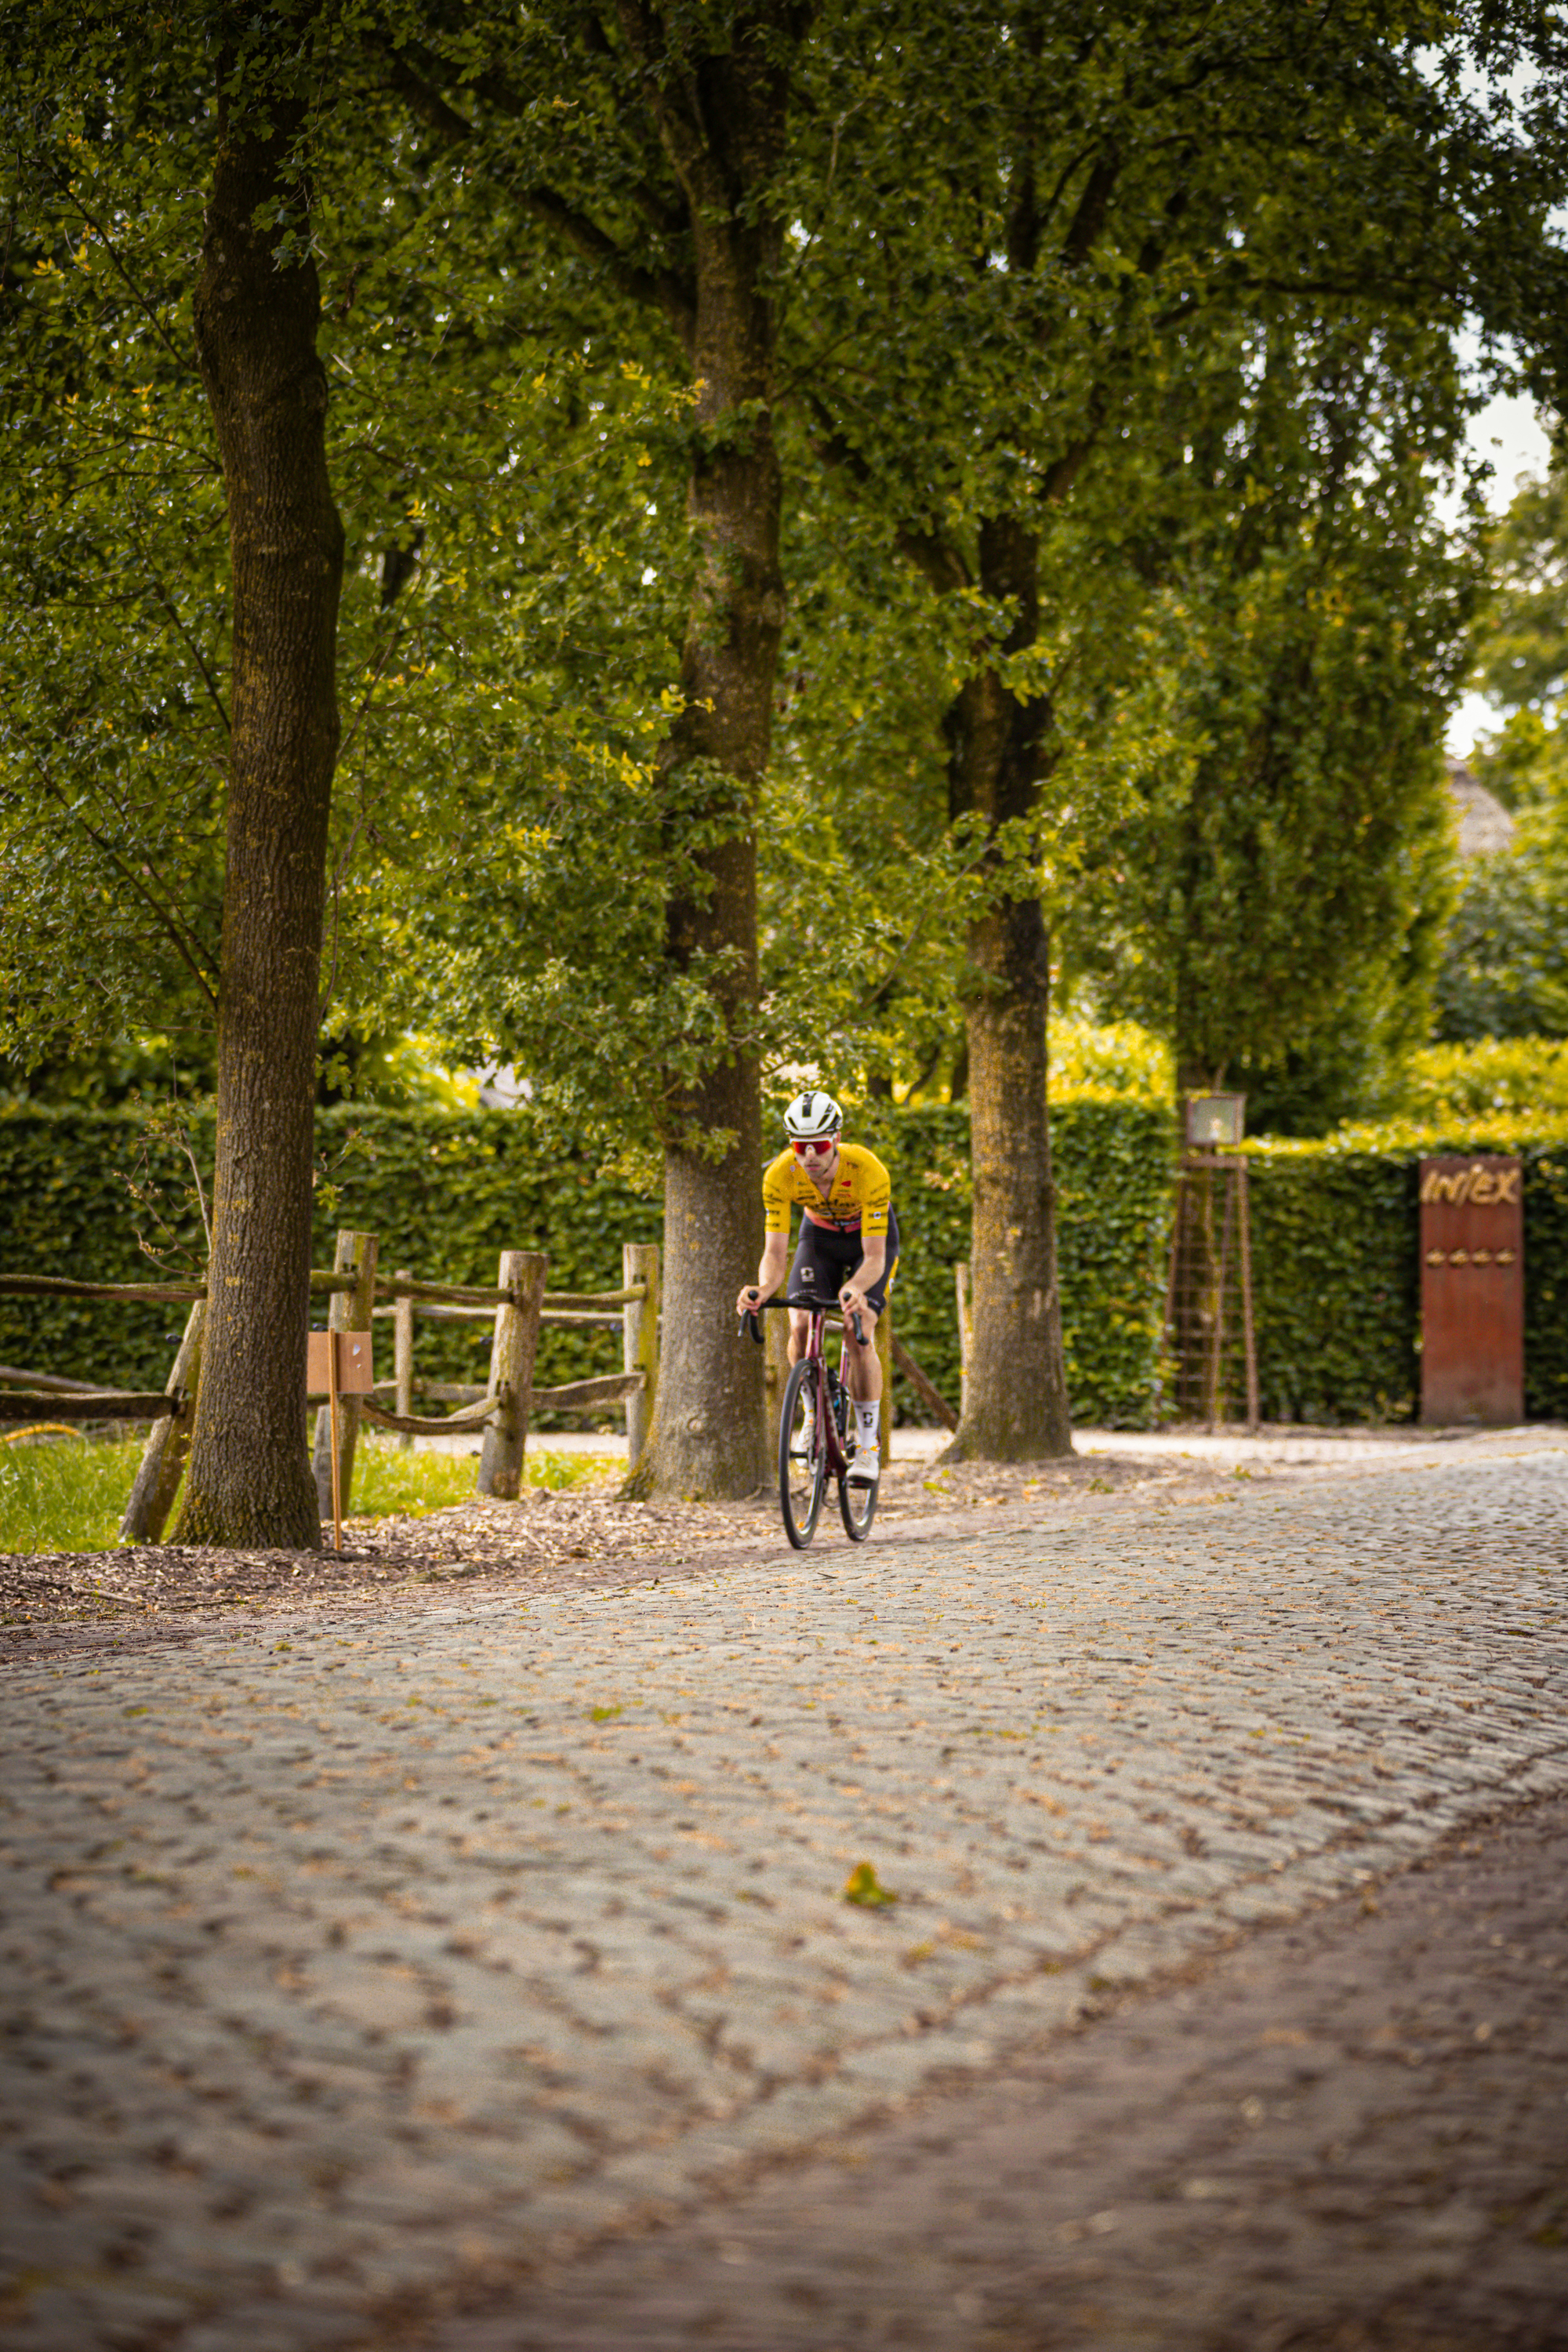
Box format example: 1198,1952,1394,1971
779,1359,828,1548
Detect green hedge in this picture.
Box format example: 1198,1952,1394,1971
851,1098,1174,1427
3,1099,1562,1431
1243,1152,1420,1422
0,1097,1174,1429
1244,1132,1568,1424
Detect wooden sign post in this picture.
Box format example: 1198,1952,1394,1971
310,1229,379,1537
1419,1156,1524,1425
306,1328,375,1547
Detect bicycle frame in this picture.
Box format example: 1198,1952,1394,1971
740,1296,858,1474
797,1306,850,1480
740,1294,875,1546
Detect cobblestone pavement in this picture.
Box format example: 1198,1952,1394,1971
406,1793,1568,2351
1,1444,1565,2349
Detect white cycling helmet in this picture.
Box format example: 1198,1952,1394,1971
784,1089,843,1140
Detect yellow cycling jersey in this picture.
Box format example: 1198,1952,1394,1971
763,1142,892,1240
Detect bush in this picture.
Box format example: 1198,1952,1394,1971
1246,1123,1568,1423
0,1096,1174,1431
1244,1148,1419,1421
4,1098,1562,1435
1392,1037,1568,1123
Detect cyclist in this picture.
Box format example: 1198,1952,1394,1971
735,1090,899,1485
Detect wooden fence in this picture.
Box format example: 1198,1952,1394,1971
0,1232,660,1543
2,1229,962,1544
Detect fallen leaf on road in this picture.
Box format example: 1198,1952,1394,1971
843,1861,898,1907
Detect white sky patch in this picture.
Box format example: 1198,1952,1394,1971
1446,381,1555,757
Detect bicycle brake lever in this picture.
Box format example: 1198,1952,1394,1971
851,1311,866,1345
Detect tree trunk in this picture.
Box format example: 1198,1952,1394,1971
625,20,791,1501
172,63,343,1548
943,517,1073,1462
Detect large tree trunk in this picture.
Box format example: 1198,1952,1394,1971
944,517,1073,1462
626,19,791,1501
172,64,343,1547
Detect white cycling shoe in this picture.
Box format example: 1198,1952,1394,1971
846,1444,880,1486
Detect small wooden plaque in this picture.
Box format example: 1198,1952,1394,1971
306,1330,376,1393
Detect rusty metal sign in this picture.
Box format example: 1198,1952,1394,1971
1419,1156,1523,1425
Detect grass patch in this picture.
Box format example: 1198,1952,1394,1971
0,1431,134,1554
349,1436,615,1521
0,1429,619,1555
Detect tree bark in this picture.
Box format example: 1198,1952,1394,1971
172,58,343,1547
623,9,793,1500
943,517,1073,1462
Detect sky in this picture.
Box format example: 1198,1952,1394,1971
1446,379,1555,759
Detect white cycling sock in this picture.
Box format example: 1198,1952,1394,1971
855,1399,880,1450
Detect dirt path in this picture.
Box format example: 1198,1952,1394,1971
392,1795,1568,2351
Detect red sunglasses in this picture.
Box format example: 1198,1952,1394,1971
791,1134,839,1156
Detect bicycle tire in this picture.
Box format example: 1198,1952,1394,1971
779,1359,828,1548
838,1448,879,1540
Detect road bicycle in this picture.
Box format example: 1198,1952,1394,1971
739,1295,878,1548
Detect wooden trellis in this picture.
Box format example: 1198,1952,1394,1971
1163,1097,1259,1431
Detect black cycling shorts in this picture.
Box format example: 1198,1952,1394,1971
786,1208,900,1316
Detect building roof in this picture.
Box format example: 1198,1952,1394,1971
1445,758,1515,858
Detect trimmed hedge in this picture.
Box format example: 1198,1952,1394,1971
2,1099,1562,1429
1244,1152,1420,1423
851,1098,1174,1428
0,1097,1173,1429
1245,1131,1568,1424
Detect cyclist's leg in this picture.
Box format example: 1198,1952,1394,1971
843,1224,898,1399
785,1221,835,1357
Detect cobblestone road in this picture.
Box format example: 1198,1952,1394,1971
2,1445,1565,2350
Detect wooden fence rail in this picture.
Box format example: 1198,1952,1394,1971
3,1230,662,1541
1,1390,180,1425
2,1363,113,1395
0,1272,356,1305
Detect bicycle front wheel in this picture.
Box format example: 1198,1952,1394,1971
779,1359,828,1548
838,1454,879,1541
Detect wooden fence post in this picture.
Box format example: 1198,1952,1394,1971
874,1302,894,1470
312,1230,378,1524
119,1298,205,1543
954,1262,973,1417
622,1241,659,1469
393,1269,416,1452
478,1250,547,1499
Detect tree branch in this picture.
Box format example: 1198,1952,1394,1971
805,389,973,595
33,759,219,1015
895,524,973,597
1059,145,1121,270
126,521,232,735
378,42,695,342
56,183,192,376
1039,380,1111,508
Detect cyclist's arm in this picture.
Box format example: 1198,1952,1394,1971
738,1231,790,1318
844,1152,892,1304
754,1232,790,1298
843,1236,886,1303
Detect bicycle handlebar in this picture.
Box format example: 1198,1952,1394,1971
736,1298,866,1345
